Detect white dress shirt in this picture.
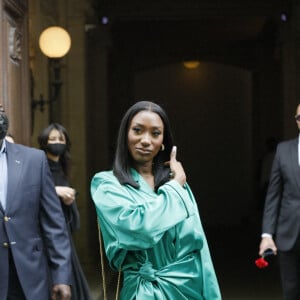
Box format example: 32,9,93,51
0,139,7,210
298,134,300,166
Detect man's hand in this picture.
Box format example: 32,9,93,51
259,236,277,256
51,284,71,300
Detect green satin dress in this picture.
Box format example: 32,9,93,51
91,169,221,300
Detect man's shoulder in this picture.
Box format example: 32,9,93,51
9,143,44,156
277,138,297,151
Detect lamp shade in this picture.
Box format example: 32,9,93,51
39,26,71,58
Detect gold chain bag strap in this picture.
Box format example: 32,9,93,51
97,221,121,300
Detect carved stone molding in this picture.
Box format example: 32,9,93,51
4,0,27,18
0,0,30,144
9,26,22,63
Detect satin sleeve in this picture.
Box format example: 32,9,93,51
90,171,196,251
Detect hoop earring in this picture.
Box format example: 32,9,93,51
160,144,165,151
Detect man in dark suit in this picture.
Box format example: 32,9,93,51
259,104,300,300
0,108,72,299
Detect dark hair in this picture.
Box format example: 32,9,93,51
0,111,9,138
113,101,174,191
38,123,71,177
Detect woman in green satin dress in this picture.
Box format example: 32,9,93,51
91,101,221,299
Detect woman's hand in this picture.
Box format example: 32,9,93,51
55,186,76,205
169,146,186,186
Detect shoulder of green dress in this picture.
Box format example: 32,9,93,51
93,170,112,182
91,170,121,187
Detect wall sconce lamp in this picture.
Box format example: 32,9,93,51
183,61,200,69
31,26,71,124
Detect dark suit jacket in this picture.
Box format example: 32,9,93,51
0,142,71,299
262,138,300,251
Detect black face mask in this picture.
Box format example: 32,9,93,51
46,143,66,156
0,112,9,140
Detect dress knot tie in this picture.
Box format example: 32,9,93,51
138,261,157,282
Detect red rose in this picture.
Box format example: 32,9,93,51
255,257,269,268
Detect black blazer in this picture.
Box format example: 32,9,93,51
0,142,71,299
262,138,300,251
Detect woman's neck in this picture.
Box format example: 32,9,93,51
46,152,60,162
134,162,155,189
134,161,152,175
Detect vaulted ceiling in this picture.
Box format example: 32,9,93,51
91,0,287,69
93,0,284,37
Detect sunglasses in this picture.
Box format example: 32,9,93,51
295,115,300,121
